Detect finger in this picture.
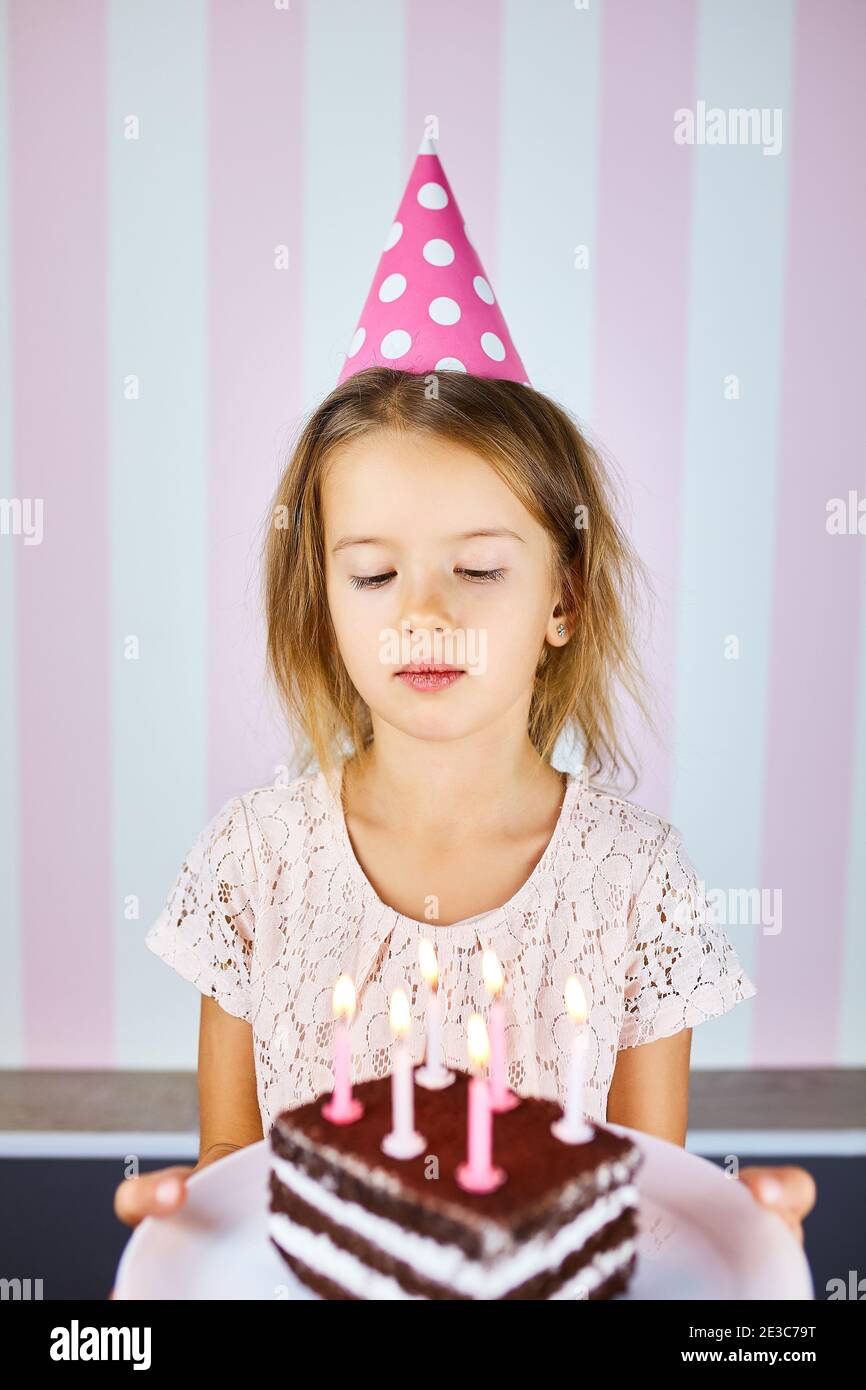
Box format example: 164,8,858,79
738,1165,817,1223
113,1165,194,1228
737,1170,803,1243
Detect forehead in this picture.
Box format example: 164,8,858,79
321,430,528,535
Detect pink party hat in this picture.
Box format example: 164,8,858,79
337,134,529,386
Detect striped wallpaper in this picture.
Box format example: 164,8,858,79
1,0,864,1072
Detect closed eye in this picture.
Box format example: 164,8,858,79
348,568,506,590
348,571,396,590
455,568,506,583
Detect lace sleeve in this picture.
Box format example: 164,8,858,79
618,824,757,1050
145,795,259,1022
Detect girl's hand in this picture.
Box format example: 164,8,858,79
114,1163,194,1228
736,1165,817,1245
108,1164,195,1298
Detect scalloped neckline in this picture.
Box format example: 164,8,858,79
320,759,577,931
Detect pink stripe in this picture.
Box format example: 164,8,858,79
208,0,305,806
757,0,866,1065
591,1,696,813
10,1,112,1064
406,0,502,279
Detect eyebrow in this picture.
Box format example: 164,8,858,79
331,527,526,555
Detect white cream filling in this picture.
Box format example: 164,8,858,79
269,1213,638,1302
269,1211,427,1301
271,1156,637,1300
549,1237,637,1299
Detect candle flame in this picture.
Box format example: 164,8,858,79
332,972,357,1020
389,987,411,1039
482,948,504,997
418,938,439,990
467,1013,490,1069
564,975,588,1024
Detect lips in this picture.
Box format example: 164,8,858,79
396,663,464,674
394,667,466,691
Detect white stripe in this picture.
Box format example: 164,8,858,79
687,1129,866,1156
550,1237,637,1300
108,0,209,1068
501,0,601,415
670,0,796,1064
0,1131,198,1158
302,0,405,410
269,1210,427,1301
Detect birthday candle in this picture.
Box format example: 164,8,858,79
456,1015,506,1193
381,987,426,1159
321,974,364,1125
551,976,593,1144
415,938,455,1090
483,949,519,1113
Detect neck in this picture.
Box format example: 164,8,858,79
342,716,562,839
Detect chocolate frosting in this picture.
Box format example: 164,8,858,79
270,1069,642,1256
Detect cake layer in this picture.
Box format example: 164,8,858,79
270,1070,642,1262
269,1157,639,1299
269,1214,639,1301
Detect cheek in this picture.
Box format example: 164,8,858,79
327,582,389,677
476,588,548,665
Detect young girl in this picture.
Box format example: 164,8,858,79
114,367,813,1260
113,138,814,1276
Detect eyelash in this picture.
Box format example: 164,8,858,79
348,568,506,591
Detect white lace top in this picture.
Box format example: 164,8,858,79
145,760,757,1135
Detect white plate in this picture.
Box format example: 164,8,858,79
113,1124,814,1300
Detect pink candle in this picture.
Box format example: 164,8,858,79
322,974,364,1125
456,1015,506,1193
483,950,520,1113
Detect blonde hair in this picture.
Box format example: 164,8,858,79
263,367,654,789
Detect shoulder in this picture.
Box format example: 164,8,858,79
232,765,337,859
569,773,676,852
567,773,690,893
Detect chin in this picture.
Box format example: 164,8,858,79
374,699,484,745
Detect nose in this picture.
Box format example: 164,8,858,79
401,575,455,636
402,610,451,637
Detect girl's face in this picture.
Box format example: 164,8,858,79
322,429,566,746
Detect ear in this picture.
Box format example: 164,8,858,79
546,601,570,648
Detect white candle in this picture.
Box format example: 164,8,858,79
564,1027,588,1126
483,949,519,1112
415,939,455,1090
551,976,594,1144
427,989,443,1072
381,987,427,1159
392,1038,413,1134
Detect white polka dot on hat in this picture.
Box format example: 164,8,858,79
338,134,530,385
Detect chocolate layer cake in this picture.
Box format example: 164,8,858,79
268,1070,642,1300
